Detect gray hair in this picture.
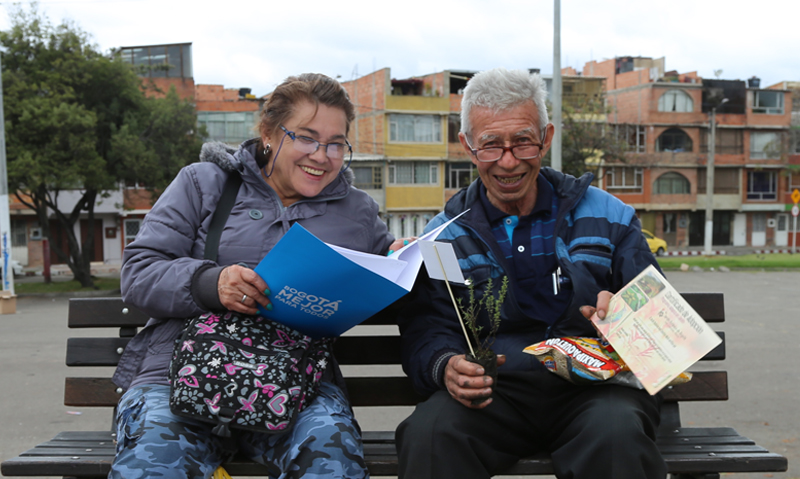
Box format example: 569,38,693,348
460,68,550,140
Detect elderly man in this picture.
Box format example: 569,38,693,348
396,68,667,479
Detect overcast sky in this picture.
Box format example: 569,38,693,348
1,0,797,97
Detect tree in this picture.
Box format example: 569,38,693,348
1,5,204,287
543,95,629,179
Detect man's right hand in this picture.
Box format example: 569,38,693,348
444,354,506,409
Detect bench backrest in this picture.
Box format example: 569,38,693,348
65,293,726,410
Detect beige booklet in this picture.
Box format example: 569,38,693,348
590,264,722,395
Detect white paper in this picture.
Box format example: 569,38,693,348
419,241,465,284
326,244,408,283
323,210,469,292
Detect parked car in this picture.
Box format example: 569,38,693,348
0,259,24,278
642,229,667,256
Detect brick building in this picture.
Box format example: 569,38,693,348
583,56,795,248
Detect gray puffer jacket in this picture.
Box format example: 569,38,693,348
112,138,394,390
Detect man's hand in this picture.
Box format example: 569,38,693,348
580,290,614,338
444,354,506,409
218,265,271,314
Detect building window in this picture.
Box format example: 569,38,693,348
119,43,193,79
352,166,383,189
747,171,777,200
389,114,442,143
445,162,475,189
700,129,743,154
448,114,461,143
752,91,784,114
794,130,800,154
614,124,645,153
197,111,257,145
656,128,693,152
697,168,740,194
658,90,694,113
790,172,800,193
124,219,142,245
654,172,690,194
388,161,439,185
605,167,643,193
753,213,767,233
750,131,781,159
11,219,27,247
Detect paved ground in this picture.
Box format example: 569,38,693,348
0,271,797,478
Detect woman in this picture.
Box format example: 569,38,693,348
111,73,400,479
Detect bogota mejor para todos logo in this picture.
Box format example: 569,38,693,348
274,286,341,318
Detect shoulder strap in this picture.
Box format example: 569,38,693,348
204,171,243,261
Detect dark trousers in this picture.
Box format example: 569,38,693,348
396,371,667,479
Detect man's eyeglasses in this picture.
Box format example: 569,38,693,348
465,130,547,163
280,125,352,164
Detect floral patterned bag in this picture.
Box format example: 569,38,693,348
169,310,332,436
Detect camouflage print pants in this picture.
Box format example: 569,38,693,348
109,383,369,479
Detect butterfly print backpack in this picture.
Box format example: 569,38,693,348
169,311,333,436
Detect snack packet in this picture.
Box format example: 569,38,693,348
523,337,691,389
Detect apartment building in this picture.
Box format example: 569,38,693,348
342,69,471,238
583,56,794,248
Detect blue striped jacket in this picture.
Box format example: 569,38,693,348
398,167,660,396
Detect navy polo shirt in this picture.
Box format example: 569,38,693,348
480,175,571,324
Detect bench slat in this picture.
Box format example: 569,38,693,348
65,293,725,329
68,297,149,328
659,371,728,402
65,332,726,368
64,378,122,407
681,292,724,323
66,338,129,366
64,371,728,408
333,336,402,364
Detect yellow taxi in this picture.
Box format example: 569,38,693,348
642,229,668,256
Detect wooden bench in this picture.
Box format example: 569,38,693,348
1,294,788,478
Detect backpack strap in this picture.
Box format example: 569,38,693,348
204,171,243,262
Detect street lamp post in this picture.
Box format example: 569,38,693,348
703,98,728,256
551,0,562,171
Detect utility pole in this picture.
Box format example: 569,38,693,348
551,0,562,171
703,98,728,256
0,49,15,295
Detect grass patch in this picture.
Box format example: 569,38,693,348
658,253,800,271
14,277,121,294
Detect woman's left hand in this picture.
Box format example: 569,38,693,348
218,265,272,314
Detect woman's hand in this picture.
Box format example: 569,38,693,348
387,237,417,255
218,265,272,314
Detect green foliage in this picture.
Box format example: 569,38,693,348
458,276,509,360
1,5,204,286
542,95,629,179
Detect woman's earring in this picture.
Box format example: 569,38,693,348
263,144,271,156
